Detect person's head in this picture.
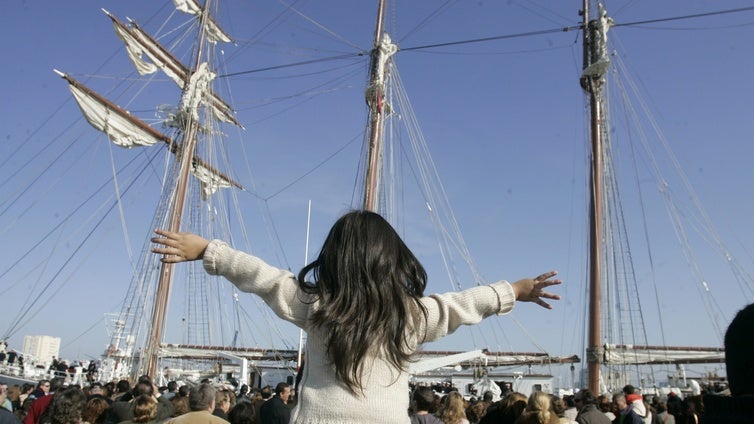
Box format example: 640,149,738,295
131,394,158,423
551,395,567,417
501,392,528,420
622,384,636,395
82,397,110,424
170,395,190,417
437,391,467,423
132,381,154,397
597,394,612,413
613,393,627,412
50,378,66,394
576,388,596,409
412,386,435,413
178,385,191,398
88,382,103,397
215,389,231,412
297,210,428,393
260,385,272,400
227,401,254,424
167,381,178,393
274,383,290,403
37,380,51,394
482,390,494,403
725,302,754,395
525,391,552,424
116,380,131,395
50,387,87,424
189,383,216,412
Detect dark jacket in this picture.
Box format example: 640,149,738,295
258,397,289,424
700,394,754,424
576,404,612,424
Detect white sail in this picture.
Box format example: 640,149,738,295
603,344,724,365
67,81,165,148
173,0,232,44
191,161,233,200
106,11,241,127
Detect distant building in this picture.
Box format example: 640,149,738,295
23,335,61,361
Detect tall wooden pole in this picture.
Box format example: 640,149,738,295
580,0,610,394
143,0,214,381
363,0,388,211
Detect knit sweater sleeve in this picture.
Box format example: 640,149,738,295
417,281,515,343
202,239,310,328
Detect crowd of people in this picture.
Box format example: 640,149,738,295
2,211,752,423
0,375,298,424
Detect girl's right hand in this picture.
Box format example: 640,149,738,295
151,229,210,263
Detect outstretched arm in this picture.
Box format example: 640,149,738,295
510,270,562,309
151,229,210,263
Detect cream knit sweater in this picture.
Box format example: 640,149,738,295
203,240,516,424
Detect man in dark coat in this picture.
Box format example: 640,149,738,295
259,382,290,424
574,389,611,424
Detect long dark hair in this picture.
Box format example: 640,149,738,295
297,210,428,394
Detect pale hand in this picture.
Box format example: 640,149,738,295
511,270,562,309
151,229,210,263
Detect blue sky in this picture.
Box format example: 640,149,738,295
2,0,754,384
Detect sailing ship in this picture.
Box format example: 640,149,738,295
2,0,753,393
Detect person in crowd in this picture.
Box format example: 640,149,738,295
169,395,189,418
613,394,642,424
466,399,488,424
479,392,527,424
410,386,442,424
85,384,110,406
108,378,173,424
163,382,179,400
0,384,12,413
118,395,159,424
152,210,562,423
227,402,254,424
212,390,231,420
653,400,674,424
81,397,108,424
595,395,614,422
258,383,290,424
165,384,228,424
551,396,575,424
436,391,469,424
112,381,132,403
24,378,64,424
44,387,87,424
28,382,49,402
252,387,270,424
622,386,650,424
562,396,578,421
0,385,19,424
235,386,250,404
573,389,609,424
701,303,754,423
18,385,34,407
515,391,558,424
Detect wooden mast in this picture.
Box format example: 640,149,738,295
143,0,215,380
581,0,610,393
363,0,389,211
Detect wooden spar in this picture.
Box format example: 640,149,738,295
363,0,388,211
143,0,215,380
56,72,242,190
581,0,604,394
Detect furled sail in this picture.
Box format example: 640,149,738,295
55,71,242,192
603,344,724,366
58,71,169,148
105,10,241,128
173,0,232,44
